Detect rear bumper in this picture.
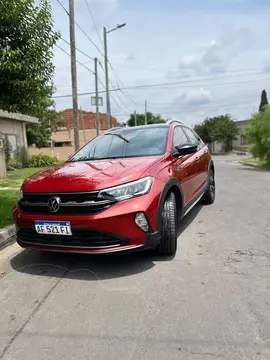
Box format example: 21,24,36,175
16,231,161,254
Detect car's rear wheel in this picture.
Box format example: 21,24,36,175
202,169,215,205
157,192,177,256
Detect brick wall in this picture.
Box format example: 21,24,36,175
29,146,74,161
62,109,119,130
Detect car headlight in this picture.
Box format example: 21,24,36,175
98,176,153,201
18,188,23,201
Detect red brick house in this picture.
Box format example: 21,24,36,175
62,109,120,130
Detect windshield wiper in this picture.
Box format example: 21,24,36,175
68,156,101,162
104,133,130,143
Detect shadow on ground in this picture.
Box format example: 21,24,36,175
10,204,202,281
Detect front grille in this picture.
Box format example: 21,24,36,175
17,228,129,249
19,192,116,215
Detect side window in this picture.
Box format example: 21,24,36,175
183,127,202,145
172,126,189,151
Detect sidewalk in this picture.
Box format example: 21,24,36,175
0,187,20,190
0,225,15,250
0,188,18,250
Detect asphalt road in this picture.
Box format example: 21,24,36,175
1,155,270,360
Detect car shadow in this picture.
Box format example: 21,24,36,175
10,204,203,281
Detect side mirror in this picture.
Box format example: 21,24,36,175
174,143,198,156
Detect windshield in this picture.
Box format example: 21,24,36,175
69,127,169,162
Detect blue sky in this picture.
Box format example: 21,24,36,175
51,0,270,126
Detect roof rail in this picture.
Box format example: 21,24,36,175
104,127,123,134
166,119,183,126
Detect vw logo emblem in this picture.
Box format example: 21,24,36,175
47,197,61,213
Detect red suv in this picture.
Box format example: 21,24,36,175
14,120,215,256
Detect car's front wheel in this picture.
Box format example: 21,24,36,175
157,192,177,256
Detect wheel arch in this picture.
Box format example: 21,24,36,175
156,178,184,232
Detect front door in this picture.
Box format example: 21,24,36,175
170,126,199,207
182,126,207,196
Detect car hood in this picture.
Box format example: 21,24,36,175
22,156,162,193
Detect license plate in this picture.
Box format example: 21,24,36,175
34,221,72,236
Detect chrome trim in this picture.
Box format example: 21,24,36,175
21,199,114,207
22,191,99,196
183,193,204,217
19,242,144,254
19,241,121,249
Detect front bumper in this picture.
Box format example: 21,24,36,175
13,187,162,254
16,230,161,254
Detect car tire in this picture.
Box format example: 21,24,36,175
157,192,177,256
202,169,215,205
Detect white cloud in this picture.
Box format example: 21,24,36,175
178,88,213,106
126,54,135,62
51,0,270,127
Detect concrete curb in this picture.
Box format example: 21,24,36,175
0,225,16,250
239,161,268,170
232,150,249,156
0,187,20,191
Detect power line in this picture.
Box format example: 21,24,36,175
108,62,139,107
55,0,104,57
110,63,267,76
55,43,95,75
80,1,130,115
83,0,103,46
59,36,95,61
52,76,270,99
113,102,257,117
98,60,134,112
56,44,128,114
96,69,130,116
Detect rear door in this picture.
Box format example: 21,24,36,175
182,126,208,195
170,126,199,207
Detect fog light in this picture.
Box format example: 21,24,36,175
135,212,149,232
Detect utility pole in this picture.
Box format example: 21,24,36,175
69,0,80,151
134,110,137,126
145,100,147,125
103,23,126,130
80,107,86,144
103,26,111,130
94,58,100,136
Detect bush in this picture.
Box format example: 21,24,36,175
246,106,270,165
29,154,58,167
3,136,12,164
8,158,23,170
14,147,30,168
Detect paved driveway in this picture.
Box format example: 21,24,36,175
0,155,270,360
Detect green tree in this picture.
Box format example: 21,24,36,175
27,103,64,148
213,114,239,152
0,0,60,145
259,90,269,112
127,112,167,127
246,106,270,165
194,118,216,144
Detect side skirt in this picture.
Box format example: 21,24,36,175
183,188,206,217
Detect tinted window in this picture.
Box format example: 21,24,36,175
183,127,202,145
173,126,189,150
70,127,169,162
